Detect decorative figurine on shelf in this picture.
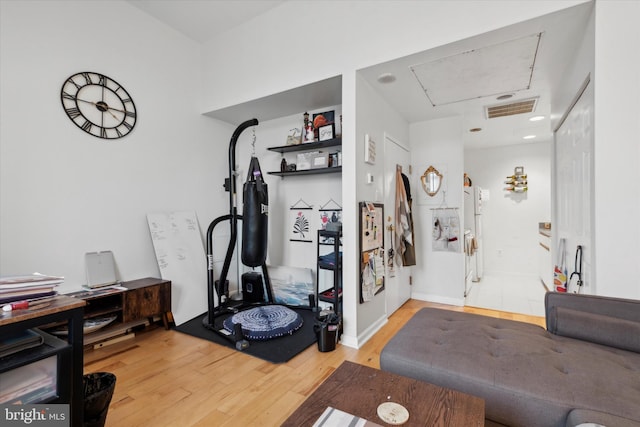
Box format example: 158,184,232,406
280,158,287,172
304,119,315,143
303,112,314,142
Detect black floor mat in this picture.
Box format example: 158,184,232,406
173,307,318,364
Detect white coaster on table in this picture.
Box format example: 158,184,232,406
377,402,409,425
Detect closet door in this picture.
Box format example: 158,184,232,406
554,78,594,292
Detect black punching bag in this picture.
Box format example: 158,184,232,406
242,157,268,267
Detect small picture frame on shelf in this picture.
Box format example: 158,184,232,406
318,123,335,141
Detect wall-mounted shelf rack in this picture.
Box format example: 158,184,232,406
267,137,341,177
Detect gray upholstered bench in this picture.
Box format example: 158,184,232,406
380,292,640,427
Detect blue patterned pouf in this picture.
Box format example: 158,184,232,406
222,305,303,340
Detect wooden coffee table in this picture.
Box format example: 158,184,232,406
282,361,484,426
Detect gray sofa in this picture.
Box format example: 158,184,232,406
380,292,640,427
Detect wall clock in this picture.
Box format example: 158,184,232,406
60,72,136,139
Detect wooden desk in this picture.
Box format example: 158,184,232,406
0,296,85,427
282,361,484,427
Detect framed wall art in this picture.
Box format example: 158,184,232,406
313,110,335,140
318,123,335,141
289,199,314,242
364,134,376,164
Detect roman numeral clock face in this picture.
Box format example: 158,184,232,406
61,72,136,139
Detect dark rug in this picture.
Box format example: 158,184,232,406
174,306,318,364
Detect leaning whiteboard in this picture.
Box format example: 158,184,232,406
147,211,207,326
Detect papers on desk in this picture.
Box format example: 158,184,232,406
0,273,61,305
0,273,63,288
313,407,382,427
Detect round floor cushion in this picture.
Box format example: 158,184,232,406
223,305,303,340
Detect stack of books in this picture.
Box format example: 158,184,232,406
0,273,62,306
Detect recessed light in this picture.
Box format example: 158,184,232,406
469,127,482,132
496,94,514,100
529,115,545,122
377,73,396,84
523,135,537,140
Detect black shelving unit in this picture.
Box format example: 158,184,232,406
316,230,342,328
267,137,341,154
0,296,85,426
268,166,341,177
267,138,341,177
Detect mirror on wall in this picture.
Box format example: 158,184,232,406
420,166,442,197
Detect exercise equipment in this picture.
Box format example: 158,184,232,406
222,305,303,341
241,156,269,267
203,118,275,350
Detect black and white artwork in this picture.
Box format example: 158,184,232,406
289,199,314,242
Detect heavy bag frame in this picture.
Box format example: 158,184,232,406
203,118,275,349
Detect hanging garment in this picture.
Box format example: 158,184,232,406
394,167,416,266
401,172,416,266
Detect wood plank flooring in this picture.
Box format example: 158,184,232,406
84,300,545,426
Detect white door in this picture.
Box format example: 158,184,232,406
383,134,412,315
554,79,594,293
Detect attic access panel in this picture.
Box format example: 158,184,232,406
410,33,541,106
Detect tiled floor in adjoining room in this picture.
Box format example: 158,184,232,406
464,273,547,317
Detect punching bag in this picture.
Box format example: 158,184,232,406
242,156,268,267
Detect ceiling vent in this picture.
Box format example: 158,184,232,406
486,98,538,119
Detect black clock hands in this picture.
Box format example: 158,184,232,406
75,98,124,119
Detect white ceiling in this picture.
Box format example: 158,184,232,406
127,0,593,149
358,2,593,149
126,0,285,43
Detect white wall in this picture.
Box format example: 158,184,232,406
0,0,229,301
465,142,551,276
354,74,409,344
200,1,585,114
593,1,640,299
410,117,465,305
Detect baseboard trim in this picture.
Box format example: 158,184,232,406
411,292,464,307
340,313,388,349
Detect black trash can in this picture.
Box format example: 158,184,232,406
83,372,116,427
314,311,340,352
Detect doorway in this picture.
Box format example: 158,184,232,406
463,142,551,317
383,134,412,316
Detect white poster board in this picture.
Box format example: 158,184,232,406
147,211,207,326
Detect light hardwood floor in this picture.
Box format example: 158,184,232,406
84,300,545,426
